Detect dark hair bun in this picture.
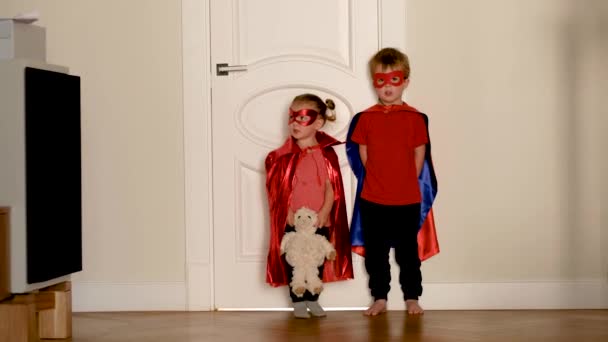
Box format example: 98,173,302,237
324,99,337,121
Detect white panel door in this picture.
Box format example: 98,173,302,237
210,0,380,308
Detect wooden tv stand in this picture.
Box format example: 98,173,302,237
0,207,72,341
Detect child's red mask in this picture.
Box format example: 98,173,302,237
288,108,319,126
372,70,405,88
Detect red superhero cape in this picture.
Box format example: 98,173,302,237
265,131,354,287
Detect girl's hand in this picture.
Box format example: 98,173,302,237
287,208,295,226
316,209,330,228
316,179,334,228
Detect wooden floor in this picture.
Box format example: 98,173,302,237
66,310,608,342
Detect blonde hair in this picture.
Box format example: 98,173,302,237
368,47,410,79
292,93,336,122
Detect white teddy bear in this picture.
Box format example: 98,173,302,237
280,207,336,297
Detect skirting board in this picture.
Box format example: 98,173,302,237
72,282,187,312
72,280,608,312
414,280,608,310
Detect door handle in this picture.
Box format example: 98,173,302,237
216,63,248,76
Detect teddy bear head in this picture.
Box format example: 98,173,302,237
293,207,318,234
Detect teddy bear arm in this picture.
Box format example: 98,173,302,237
321,240,336,260
280,232,295,254
313,236,335,257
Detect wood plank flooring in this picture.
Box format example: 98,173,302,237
65,310,608,342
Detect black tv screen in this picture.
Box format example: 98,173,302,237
24,67,82,284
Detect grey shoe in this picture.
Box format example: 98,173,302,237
305,300,326,317
293,302,310,319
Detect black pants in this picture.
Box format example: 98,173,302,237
284,225,330,303
360,199,422,301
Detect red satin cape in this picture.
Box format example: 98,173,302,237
265,132,354,287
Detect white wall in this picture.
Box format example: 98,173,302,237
0,0,186,310
405,0,604,283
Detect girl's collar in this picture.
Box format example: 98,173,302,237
300,144,321,154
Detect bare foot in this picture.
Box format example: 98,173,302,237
364,299,387,316
406,299,424,315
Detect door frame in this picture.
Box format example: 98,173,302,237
181,0,408,311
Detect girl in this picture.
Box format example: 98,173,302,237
265,93,353,318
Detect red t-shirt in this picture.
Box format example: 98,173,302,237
290,147,328,213
351,108,428,205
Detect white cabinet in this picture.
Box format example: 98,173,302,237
0,59,81,293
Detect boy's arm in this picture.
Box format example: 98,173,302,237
359,144,368,167
317,179,334,227
414,144,426,177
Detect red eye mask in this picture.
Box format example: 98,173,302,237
288,108,319,126
373,70,405,88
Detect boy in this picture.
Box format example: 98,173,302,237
346,47,439,315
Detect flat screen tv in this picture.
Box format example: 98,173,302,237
0,60,82,293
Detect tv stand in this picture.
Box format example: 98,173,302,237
0,282,72,341
0,206,72,341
